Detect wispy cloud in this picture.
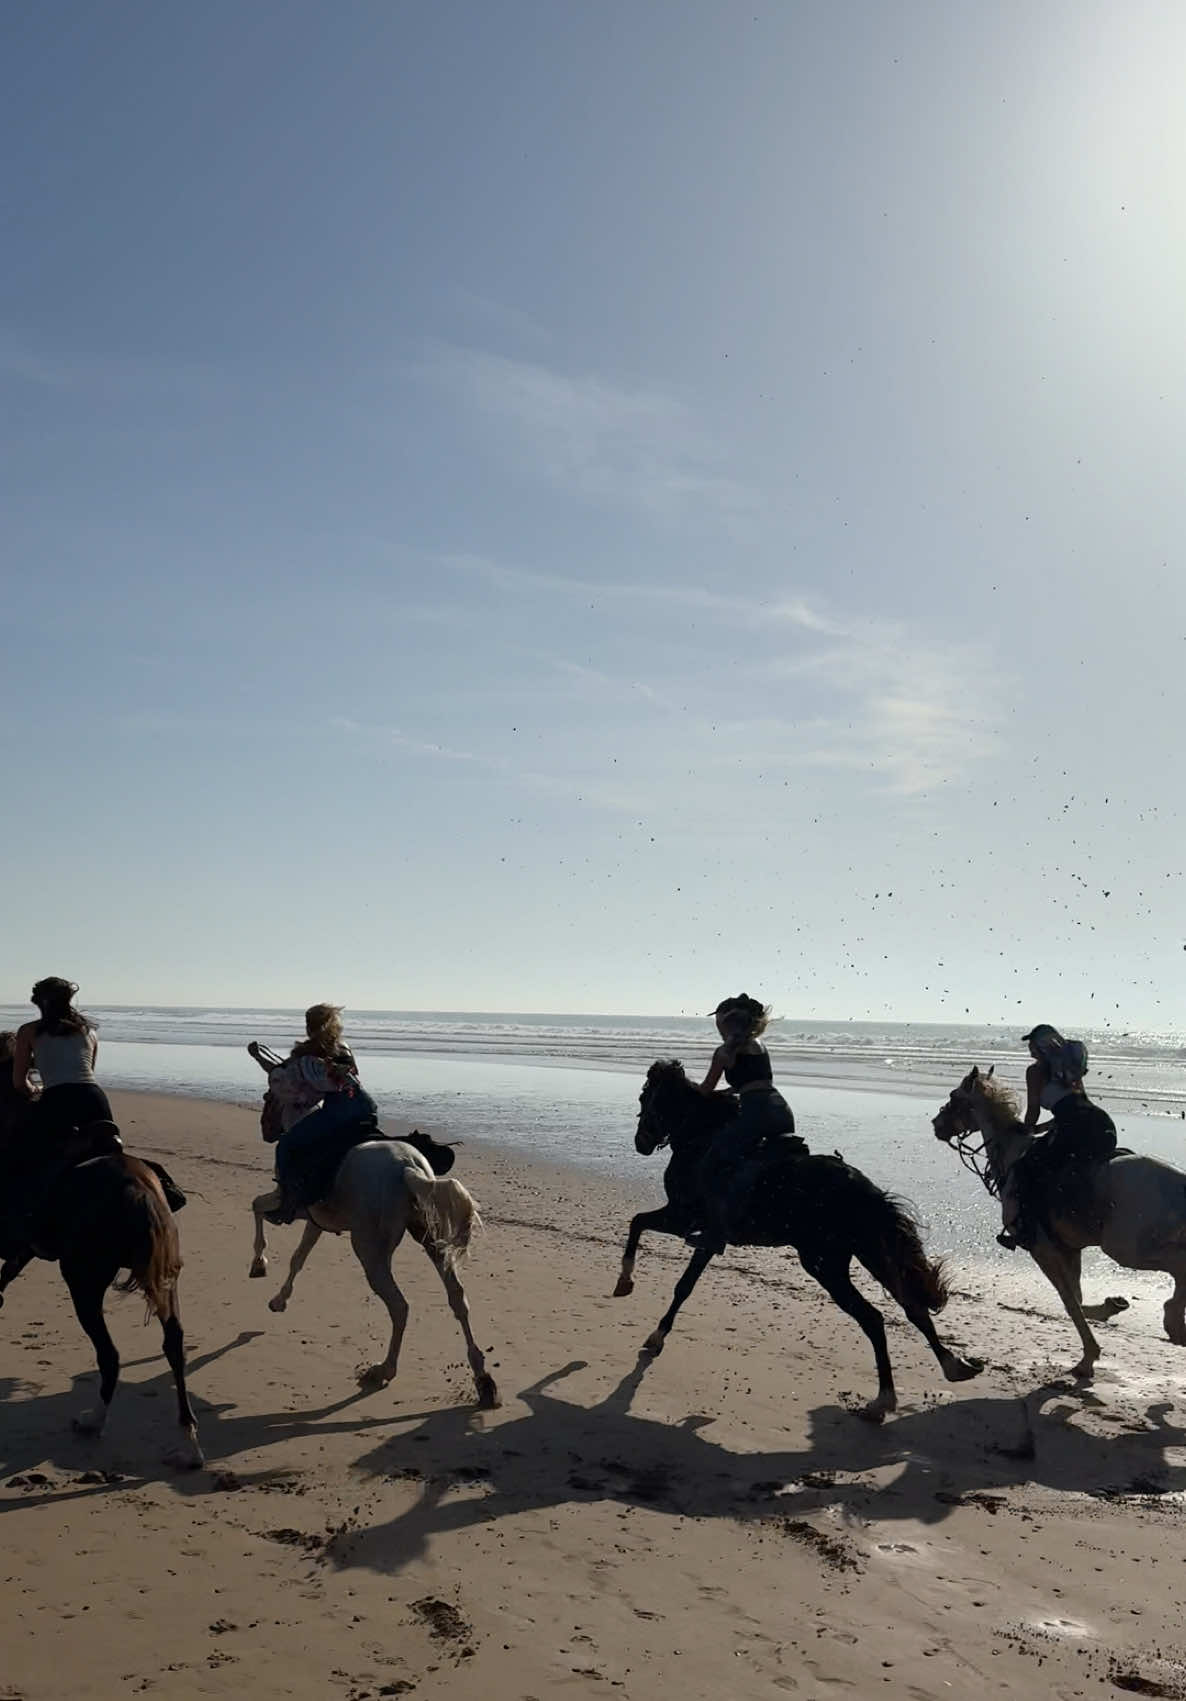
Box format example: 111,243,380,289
420,345,753,518
766,615,1003,795
332,717,491,766
435,554,1004,797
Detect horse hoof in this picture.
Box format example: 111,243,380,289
642,1331,666,1357
165,1438,205,1472
1072,1361,1096,1382
357,1364,392,1390
249,1259,267,1279
1105,1296,1130,1314
612,1277,634,1298
73,1407,106,1437
268,1295,287,1314
945,1356,984,1383
857,1404,889,1425
476,1374,501,1410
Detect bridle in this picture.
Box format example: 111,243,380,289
636,1084,673,1153
934,1098,1002,1199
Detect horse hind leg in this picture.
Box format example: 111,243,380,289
801,1249,898,1423
423,1241,500,1409
63,1259,121,1437
867,1254,983,1387
159,1290,203,1470
351,1230,410,1389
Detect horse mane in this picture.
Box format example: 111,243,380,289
647,1057,688,1083
645,1058,738,1128
975,1073,1021,1124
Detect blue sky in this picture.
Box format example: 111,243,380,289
3,0,1184,1027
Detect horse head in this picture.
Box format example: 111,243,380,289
931,1064,993,1144
635,1059,737,1156
635,1059,694,1154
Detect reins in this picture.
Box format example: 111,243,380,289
948,1127,1001,1198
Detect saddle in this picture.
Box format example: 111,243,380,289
299,1124,455,1214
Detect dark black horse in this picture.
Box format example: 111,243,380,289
0,1103,202,1467
613,1060,982,1421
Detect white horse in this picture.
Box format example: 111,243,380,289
934,1066,1186,1380
250,1139,500,1408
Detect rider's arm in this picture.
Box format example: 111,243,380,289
246,1042,275,1075
1022,1062,1043,1129
12,1026,35,1097
698,1045,729,1094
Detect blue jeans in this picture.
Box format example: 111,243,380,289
276,1090,377,1204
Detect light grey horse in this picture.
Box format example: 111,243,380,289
250,1139,499,1407
934,1066,1186,1380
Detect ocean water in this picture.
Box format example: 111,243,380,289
3,1007,1183,1264
2,1005,1183,1111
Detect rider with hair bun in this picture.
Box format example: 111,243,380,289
12,978,112,1141
998,1023,1118,1249
694,994,802,1247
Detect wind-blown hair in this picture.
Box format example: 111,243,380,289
292,1003,348,1062
713,994,772,1042
30,977,92,1037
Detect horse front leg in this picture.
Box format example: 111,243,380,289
268,1220,323,1313
642,1245,715,1356
613,1206,678,1297
1059,1245,1130,1324
1029,1237,1102,1379
1162,1267,1186,1347
249,1190,277,1278
63,1260,121,1437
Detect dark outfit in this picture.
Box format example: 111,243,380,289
698,1045,800,1247
724,1049,796,1147
1013,1093,1117,1242
29,1082,112,1143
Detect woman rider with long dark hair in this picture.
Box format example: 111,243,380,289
998,1023,1117,1249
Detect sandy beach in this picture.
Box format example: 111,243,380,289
2,1090,1186,1700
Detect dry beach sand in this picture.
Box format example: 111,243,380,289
2,1091,1186,1699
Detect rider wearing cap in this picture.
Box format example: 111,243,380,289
998,1023,1118,1250
694,994,802,1248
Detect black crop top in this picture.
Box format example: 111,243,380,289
723,1046,773,1089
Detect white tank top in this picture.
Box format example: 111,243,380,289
34,1029,96,1089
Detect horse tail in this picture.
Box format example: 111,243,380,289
403,1169,481,1271
114,1158,183,1320
858,1188,949,1315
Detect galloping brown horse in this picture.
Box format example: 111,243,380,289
0,1093,202,1468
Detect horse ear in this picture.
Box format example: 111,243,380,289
968,1065,979,1082
987,1064,994,1079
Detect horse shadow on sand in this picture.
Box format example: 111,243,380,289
0,1330,399,1513
315,1355,1186,1576
4,1342,1186,1552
